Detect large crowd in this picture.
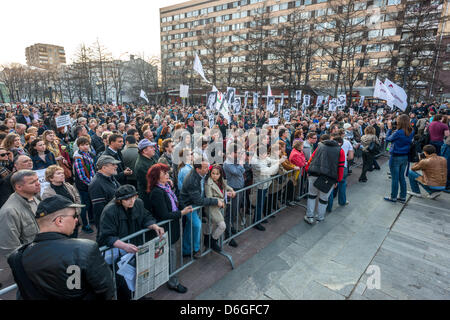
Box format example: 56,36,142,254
0,99,448,299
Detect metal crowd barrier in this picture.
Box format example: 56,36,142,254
0,167,309,300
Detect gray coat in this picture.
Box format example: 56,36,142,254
122,144,139,182
0,192,40,257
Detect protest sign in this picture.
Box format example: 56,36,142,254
35,169,50,196
269,117,279,126
55,114,71,128
179,85,189,98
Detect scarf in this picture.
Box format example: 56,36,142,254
157,183,178,212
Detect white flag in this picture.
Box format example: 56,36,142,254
384,78,407,111
193,54,210,84
373,78,394,109
267,84,272,97
212,85,218,92
140,90,149,103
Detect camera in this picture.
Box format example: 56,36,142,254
391,120,397,131
419,152,426,160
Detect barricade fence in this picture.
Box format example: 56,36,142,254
0,168,309,300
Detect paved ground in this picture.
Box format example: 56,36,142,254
196,160,450,300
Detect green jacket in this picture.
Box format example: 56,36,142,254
135,154,158,199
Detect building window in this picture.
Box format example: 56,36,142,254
443,61,450,70
383,28,397,37
387,0,401,5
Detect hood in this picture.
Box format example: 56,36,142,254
322,140,339,147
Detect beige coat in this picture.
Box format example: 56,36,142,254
204,178,233,224
0,192,40,257
42,182,82,214
411,154,447,187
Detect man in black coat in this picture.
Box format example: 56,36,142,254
8,195,115,300
179,156,224,258
88,155,121,230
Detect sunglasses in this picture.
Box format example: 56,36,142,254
52,212,79,222
0,153,8,157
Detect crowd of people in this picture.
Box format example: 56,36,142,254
0,98,448,299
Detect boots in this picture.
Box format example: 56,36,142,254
211,238,222,252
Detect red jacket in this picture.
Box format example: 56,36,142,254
289,148,306,169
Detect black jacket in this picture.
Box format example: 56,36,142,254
88,173,120,228
0,172,14,208
97,198,156,247
144,186,181,245
91,134,105,154
135,154,158,199
308,140,341,181
179,169,218,209
16,114,34,126
8,232,114,300
102,148,127,185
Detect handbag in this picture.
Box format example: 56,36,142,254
368,141,380,154
313,175,336,193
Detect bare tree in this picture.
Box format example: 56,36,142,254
92,39,112,103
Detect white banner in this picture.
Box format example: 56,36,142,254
295,90,302,103
206,92,217,110
358,96,365,109
267,96,275,113
233,97,241,114
315,96,324,108
384,78,407,111
226,87,236,106
179,85,189,98
337,95,347,109
302,95,310,108
253,93,258,109
328,98,337,111
244,91,249,108
55,114,71,128
283,109,291,122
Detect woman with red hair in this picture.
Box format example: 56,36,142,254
142,163,193,294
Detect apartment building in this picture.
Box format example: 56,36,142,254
25,43,66,69
160,0,447,100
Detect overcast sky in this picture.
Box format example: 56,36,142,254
1,0,186,65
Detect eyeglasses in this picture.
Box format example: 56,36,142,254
52,212,79,222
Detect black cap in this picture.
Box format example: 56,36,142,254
115,185,138,200
35,195,85,219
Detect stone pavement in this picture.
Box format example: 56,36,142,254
196,161,450,300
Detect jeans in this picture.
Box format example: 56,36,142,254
430,140,443,155
255,188,268,223
182,209,201,255
389,155,409,200
78,190,92,227
408,170,446,194
327,167,348,211
225,188,242,237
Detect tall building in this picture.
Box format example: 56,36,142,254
25,43,66,69
160,0,449,103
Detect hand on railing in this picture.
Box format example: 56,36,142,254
217,200,224,208
113,240,138,253
149,224,165,239
181,206,193,215
227,191,236,198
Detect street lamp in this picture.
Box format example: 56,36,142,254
96,81,102,104
48,86,53,103
397,58,420,105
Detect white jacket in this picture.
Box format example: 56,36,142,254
250,156,280,189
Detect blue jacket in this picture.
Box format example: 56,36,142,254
386,129,414,155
